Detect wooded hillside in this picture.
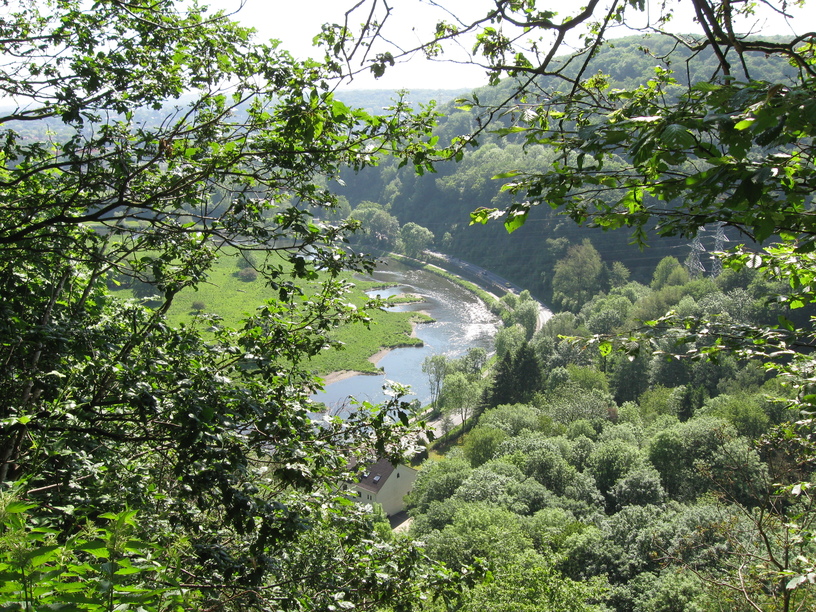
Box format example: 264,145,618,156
335,35,802,301
2,0,816,610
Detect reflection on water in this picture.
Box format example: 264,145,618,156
312,259,499,411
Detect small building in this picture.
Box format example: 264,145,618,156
351,458,418,516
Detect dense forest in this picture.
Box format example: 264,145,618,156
333,33,802,302
406,245,809,611
2,1,816,611
351,28,816,611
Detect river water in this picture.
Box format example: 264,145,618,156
312,259,500,411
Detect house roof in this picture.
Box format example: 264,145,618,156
355,458,405,493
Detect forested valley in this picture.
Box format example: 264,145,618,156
2,1,816,611
332,32,816,610
335,33,800,302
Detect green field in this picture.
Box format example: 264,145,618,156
114,251,431,376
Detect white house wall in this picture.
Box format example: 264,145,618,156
352,464,418,516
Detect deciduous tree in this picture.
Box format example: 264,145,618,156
551,240,606,313
423,353,450,410
0,0,448,607
441,370,482,428
400,221,435,258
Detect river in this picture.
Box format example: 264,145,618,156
312,259,500,411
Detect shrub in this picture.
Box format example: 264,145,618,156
237,267,258,282
236,252,257,269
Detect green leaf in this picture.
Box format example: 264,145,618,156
123,539,149,553
470,208,495,225
692,81,722,92
493,126,528,135
753,216,776,243
621,187,644,213
491,170,521,179
201,402,214,422
4,501,37,514
504,211,527,233
734,118,755,131
25,545,61,567
660,124,695,148
77,539,109,558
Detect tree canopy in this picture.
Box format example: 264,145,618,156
362,0,816,434
5,0,816,609
360,2,816,607
0,1,452,609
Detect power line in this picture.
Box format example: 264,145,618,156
711,222,729,277
685,228,707,277
685,223,731,278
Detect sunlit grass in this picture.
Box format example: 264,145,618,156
113,250,429,376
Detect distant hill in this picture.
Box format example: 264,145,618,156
334,34,798,300
334,88,471,115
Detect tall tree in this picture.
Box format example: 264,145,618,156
400,221,435,258
488,341,542,407
423,353,450,410
459,346,489,378
441,370,482,428
551,240,605,313
0,1,451,608
350,202,401,249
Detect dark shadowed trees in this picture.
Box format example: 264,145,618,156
487,341,542,407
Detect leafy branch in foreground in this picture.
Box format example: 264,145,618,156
0,0,463,609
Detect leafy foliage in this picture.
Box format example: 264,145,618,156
0,500,196,611
0,0,455,608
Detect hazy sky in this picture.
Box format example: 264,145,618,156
208,0,492,90
208,0,815,91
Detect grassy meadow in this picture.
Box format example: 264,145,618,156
114,250,431,376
